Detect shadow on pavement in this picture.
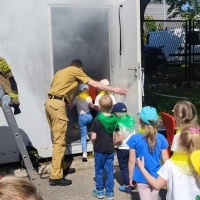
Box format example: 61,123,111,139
114,166,123,186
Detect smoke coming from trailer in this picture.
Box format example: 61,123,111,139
51,7,110,80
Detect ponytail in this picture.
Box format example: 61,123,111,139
140,120,157,152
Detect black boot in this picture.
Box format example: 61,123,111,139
49,178,72,186
63,167,76,176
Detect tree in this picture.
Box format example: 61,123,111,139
143,15,164,44
166,0,200,20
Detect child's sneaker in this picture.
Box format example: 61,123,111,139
105,192,114,200
92,189,105,199
119,185,132,194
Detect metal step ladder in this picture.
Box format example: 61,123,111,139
0,85,39,186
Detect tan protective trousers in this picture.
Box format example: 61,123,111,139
45,99,68,179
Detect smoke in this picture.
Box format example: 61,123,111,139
51,7,110,80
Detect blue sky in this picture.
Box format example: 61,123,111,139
182,2,193,11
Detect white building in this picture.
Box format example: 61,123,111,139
145,2,182,20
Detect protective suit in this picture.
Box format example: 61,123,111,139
0,57,21,114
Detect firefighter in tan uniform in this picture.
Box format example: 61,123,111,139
0,57,21,115
45,59,127,186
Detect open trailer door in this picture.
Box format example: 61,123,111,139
109,0,142,127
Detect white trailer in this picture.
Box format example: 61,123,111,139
0,0,142,164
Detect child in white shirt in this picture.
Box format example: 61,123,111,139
137,125,200,200
94,79,116,112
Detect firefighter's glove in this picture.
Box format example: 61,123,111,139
13,104,21,115
9,98,21,114
10,103,21,115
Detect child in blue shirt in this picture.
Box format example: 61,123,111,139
127,106,169,200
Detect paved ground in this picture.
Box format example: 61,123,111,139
0,154,167,200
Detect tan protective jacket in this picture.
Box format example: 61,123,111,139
0,57,19,104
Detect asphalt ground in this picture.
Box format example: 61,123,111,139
0,154,167,200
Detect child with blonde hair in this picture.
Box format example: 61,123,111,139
94,79,116,112
137,125,200,200
171,100,198,151
91,95,118,200
0,176,43,200
127,106,169,200
70,83,95,161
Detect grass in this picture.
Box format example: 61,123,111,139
144,64,200,121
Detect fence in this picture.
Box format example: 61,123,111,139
144,19,200,81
